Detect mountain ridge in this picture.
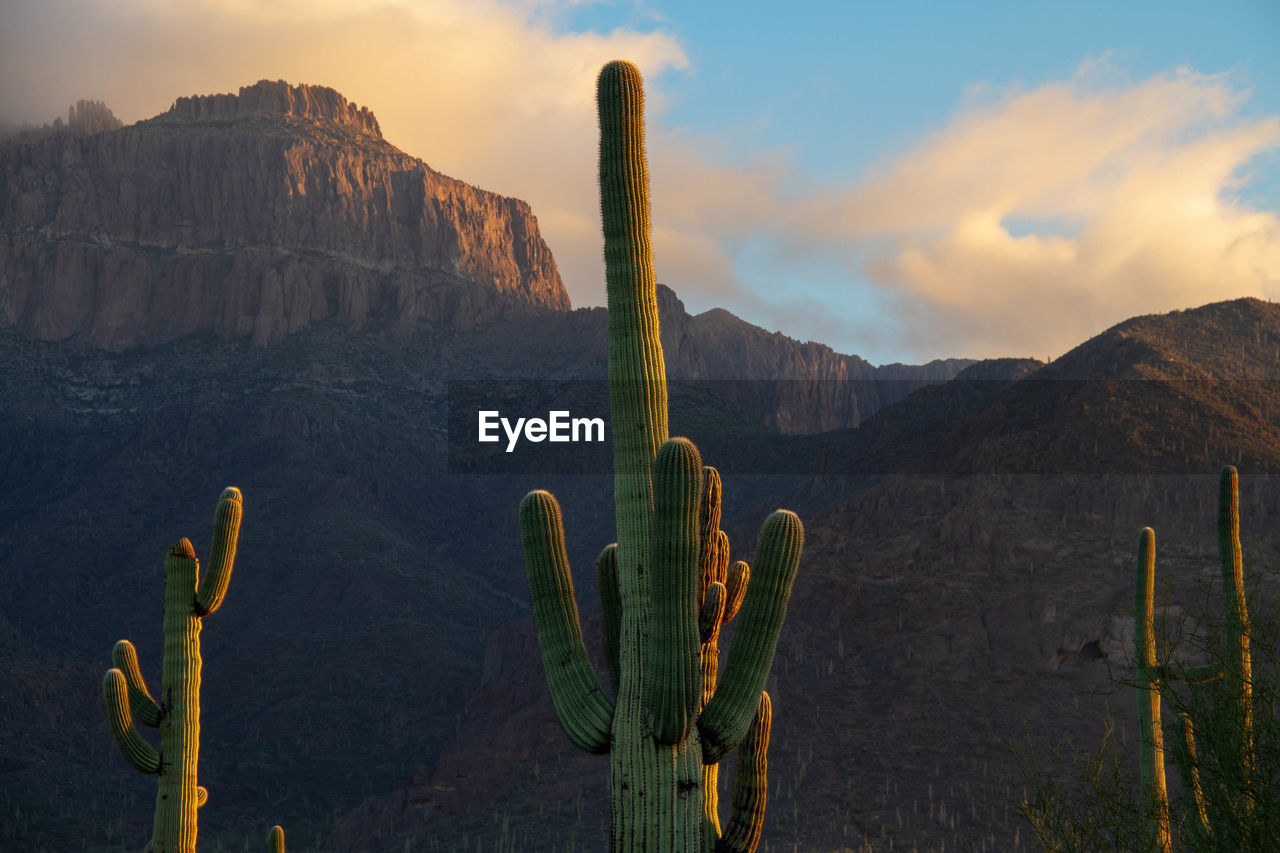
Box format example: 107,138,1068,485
0,79,568,350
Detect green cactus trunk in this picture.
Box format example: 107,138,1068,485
1135,527,1171,853
155,539,203,851
519,60,802,853
597,58,704,850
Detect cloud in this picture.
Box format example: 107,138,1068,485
0,0,687,308
808,63,1280,359
591,57,1280,363
2,5,1277,363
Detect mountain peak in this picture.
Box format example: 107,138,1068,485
0,80,567,349
167,79,382,139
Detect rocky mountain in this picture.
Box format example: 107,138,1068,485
0,79,567,350
9,77,1275,853
810,298,1280,477
330,298,1280,852
0,81,973,852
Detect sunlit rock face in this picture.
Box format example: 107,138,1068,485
0,80,568,350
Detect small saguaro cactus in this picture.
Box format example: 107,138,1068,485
268,824,286,852
519,59,803,852
102,487,242,853
1134,466,1255,852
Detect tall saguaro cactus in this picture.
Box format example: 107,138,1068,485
519,60,803,852
102,487,243,853
1134,466,1255,852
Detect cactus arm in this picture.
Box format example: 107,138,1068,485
268,825,285,852
1155,662,1225,683
711,532,730,582
103,669,161,773
1135,527,1172,853
699,511,802,764
519,490,614,753
112,639,162,727
647,437,705,745
715,692,771,853
1217,466,1254,791
1178,714,1212,843
597,543,623,696
698,468,723,590
723,561,750,625
194,487,242,616
699,583,727,644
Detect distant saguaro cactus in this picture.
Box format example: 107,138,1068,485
519,60,802,852
268,824,286,852
102,487,242,853
1134,466,1255,852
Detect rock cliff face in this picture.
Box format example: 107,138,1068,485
656,287,972,433
168,79,383,138
0,80,568,348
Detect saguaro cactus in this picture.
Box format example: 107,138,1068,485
102,487,242,853
519,60,803,852
1134,466,1255,852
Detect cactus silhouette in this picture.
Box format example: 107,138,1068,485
102,487,242,853
519,59,802,852
1134,466,1255,851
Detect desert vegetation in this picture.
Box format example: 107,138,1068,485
1019,467,1280,851
517,60,802,852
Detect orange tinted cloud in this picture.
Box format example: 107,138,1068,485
810,63,1280,358
0,0,687,308
2,7,1276,361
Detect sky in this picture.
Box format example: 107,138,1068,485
2,0,1278,365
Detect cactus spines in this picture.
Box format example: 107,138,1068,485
718,692,771,853
1135,526,1171,852
103,669,161,773
597,543,623,695
519,59,801,852
700,510,803,764
1179,714,1212,844
1217,466,1254,795
647,437,705,745
111,639,162,727
1134,466,1257,851
194,487,242,616
519,490,614,754
102,487,243,853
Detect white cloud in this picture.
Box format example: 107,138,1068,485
644,59,1280,361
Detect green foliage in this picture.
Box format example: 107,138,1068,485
518,60,803,852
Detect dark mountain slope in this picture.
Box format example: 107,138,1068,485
343,298,1280,852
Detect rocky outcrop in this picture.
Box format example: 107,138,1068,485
169,80,382,138
658,286,973,433
0,80,568,349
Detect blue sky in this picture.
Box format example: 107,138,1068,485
2,0,1278,364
